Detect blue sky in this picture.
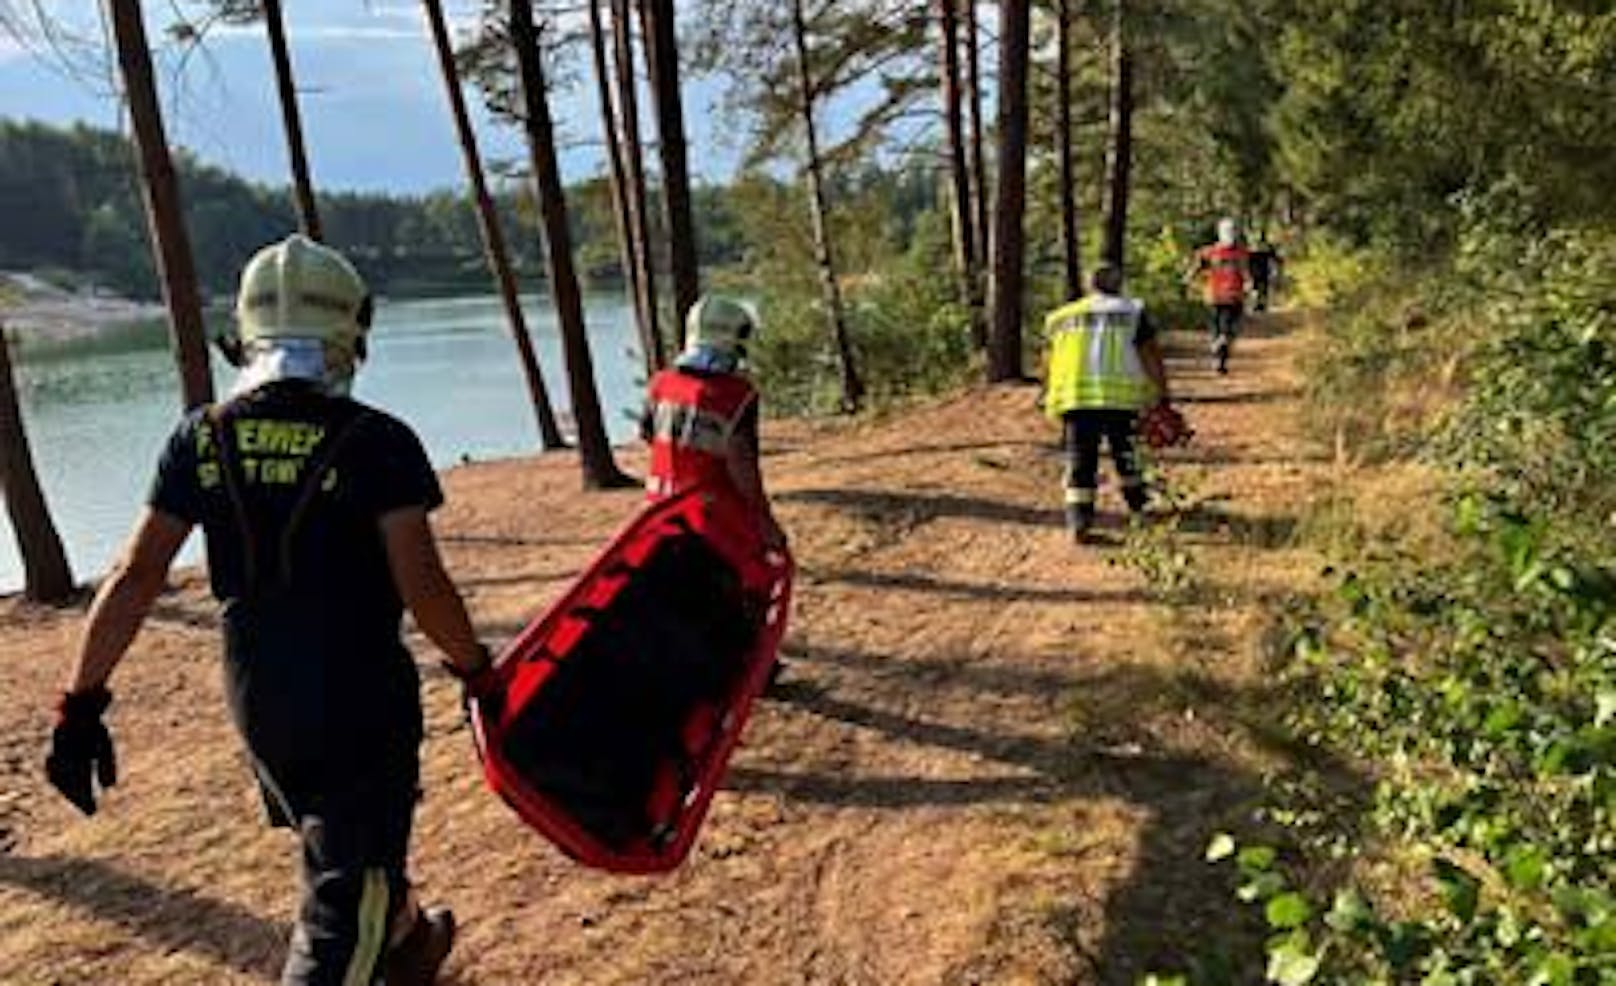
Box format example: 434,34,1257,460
0,0,746,193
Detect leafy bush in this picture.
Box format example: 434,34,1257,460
1159,221,1616,985
747,210,974,414
1438,229,1616,533
1165,499,1616,985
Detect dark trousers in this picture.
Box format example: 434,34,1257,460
1211,302,1244,339
270,758,419,985
1063,410,1147,515
1252,274,1272,311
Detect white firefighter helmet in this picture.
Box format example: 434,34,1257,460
233,234,372,359
676,294,756,372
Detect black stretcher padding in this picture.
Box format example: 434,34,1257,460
498,533,763,851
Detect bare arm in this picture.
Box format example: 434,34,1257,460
380,507,485,673
66,510,191,692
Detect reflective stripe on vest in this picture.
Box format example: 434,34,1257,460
1043,295,1154,418
650,401,734,456
645,369,756,498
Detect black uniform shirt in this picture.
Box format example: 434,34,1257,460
147,381,442,780
149,381,442,607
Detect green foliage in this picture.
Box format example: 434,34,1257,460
1438,226,1616,531
745,206,972,414
1269,0,1616,252
1160,177,1616,984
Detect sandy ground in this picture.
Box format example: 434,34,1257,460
0,314,1335,984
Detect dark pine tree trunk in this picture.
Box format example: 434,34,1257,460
107,0,213,410
587,0,658,377
937,0,983,346
612,0,662,368
1057,0,1082,299
0,326,74,604
509,1,634,489
638,0,701,338
422,0,566,450
263,0,322,240
1101,0,1134,268
790,0,863,413
963,0,989,283
987,0,1030,383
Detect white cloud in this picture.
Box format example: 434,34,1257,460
198,22,419,43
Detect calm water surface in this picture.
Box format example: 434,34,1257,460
0,293,645,593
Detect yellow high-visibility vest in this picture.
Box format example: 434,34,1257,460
1043,294,1155,419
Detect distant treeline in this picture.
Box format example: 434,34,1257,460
0,118,788,300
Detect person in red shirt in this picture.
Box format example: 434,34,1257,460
642,295,786,550
1187,217,1251,374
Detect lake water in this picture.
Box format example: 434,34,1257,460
0,293,646,594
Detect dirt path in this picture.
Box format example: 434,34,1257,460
0,315,1332,984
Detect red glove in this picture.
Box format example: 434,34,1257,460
1140,402,1193,449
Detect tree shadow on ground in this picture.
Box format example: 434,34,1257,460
778,488,1063,529
457,568,581,590
802,568,1154,606
0,853,287,980
737,647,1368,984
1167,447,1329,468
1175,506,1300,550
1173,389,1296,407
807,439,1048,469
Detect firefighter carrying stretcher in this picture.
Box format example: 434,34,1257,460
642,294,786,551
46,235,492,985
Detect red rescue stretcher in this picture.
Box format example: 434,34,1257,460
471,487,793,874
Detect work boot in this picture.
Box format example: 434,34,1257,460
1065,504,1094,542
384,907,455,986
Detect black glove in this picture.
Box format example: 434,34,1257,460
45,686,117,816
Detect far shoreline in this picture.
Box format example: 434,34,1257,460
0,271,640,348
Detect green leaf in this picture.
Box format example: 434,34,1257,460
1527,952,1575,986
1503,844,1547,891
1325,887,1373,932
1238,845,1278,871
1494,906,1522,949
1482,702,1523,736
1265,940,1321,986
1238,872,1287,903
1267,893,1314,930
1206,832,1237,863
1596,690,1616,728
1432,858,1481,925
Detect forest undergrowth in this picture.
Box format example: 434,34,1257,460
1154,225,1616,985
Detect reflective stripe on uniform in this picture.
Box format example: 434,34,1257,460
341,869,390,986
1064,487,1097,505
650,400,736,456
1043,295,1155,417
